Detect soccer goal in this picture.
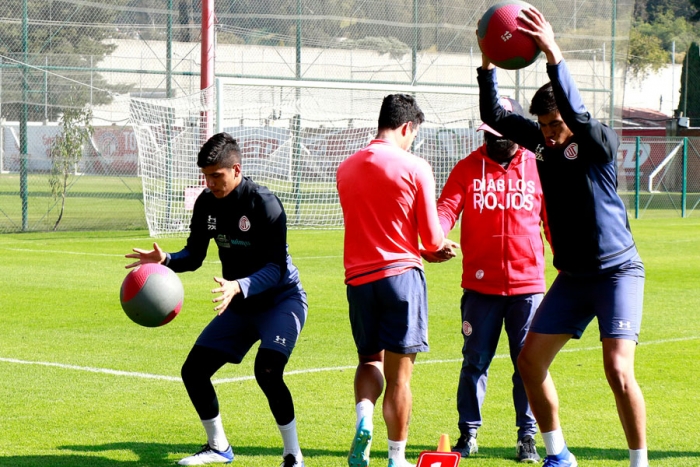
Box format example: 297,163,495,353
130,78,483,236
129,89,216,236
647,140,684,193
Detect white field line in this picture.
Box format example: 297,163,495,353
1,248,129,257
0,357,181,382
0,336,697,385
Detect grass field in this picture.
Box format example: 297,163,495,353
1,218,699,467
0,174,146,232
2,173,699,234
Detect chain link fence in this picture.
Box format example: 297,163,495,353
0,0,650,232
619,136,700,218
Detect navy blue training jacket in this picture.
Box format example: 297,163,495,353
167,176,303,309
477,60,638,274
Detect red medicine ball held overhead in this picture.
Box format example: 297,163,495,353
477,1,541,70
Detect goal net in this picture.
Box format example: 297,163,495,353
130,79,483,236
129,89,215,236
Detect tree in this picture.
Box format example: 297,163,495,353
635,10,697,51
627,27,669,79
690,0,700,20
48,106,94,231
638,0,697,21
0,0,129,122
634,0,700,21
627,9,700,77
677,42,700,119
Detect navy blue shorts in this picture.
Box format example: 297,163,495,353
195,290,308,363
531,255,645,342
347,268,429,355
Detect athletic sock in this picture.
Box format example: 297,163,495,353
201,414,229,452
356,400,375,430
629,448,648,467
388,439,407,462
541,428,566,456
278,418,302,460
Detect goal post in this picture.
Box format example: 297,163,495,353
648,141,683,193
130,78,484,236
129,91,213,236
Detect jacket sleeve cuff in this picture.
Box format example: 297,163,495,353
237,277,251,298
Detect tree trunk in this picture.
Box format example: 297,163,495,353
53,177,68,231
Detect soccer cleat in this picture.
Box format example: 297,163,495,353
542,445,578,467
348,416,373,467
387,459,415,467
516,435,541,463
178,443,234,465
280,453,305,467
451,433,478,458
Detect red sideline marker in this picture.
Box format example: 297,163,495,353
416,451,461,467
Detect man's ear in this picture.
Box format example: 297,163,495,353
233,163,242,177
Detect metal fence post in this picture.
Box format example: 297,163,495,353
292,113,301,223
682,137,688,218
635,136,640,219
0,118,4,174
20,0,29,231
166,0,173,98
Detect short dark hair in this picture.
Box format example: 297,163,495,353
377,94,425,131
197,132,241,168
529,82,558,116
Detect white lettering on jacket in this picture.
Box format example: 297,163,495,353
472,178,535,211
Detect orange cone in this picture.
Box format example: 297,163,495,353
437,433,451,452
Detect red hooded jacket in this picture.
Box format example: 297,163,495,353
437,145,550,295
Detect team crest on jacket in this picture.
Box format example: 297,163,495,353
462,321,473,336
564,143,579,160
239,215,251,231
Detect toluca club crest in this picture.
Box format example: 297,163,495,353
462,321,473,336
564,143,579,160
239,215,251,231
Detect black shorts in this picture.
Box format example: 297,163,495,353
347,268,429,355
531,255,645,341
196,290,308,363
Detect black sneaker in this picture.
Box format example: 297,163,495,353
280,454,304,467
516,435,541,463
452,433,478,458
280,453,305,467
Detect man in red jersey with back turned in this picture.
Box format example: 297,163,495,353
337,94,458,467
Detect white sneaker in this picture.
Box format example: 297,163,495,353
178,443,234,465
280,453,305,466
